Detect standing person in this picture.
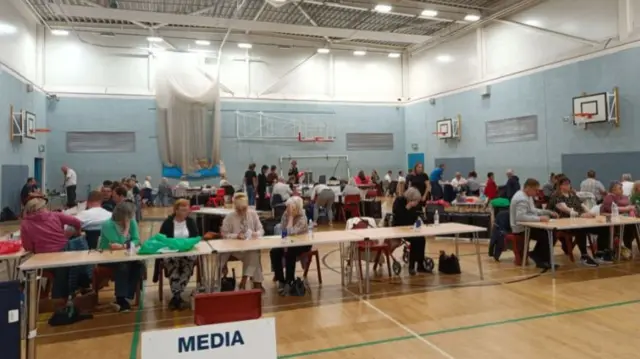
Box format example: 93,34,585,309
505,169,521,200
244,163,258,206
311,182,335,226
396,170,406,196
20,177,39,205
61,165,78,208
484,172,498,199
429,163,445,200
383,170,392,196
288,160,299,185
101,184,116,211
257,165,269,211
267,165,279,186
156,178,171,207
579,170,606,204
392,188,427,275
409,163,430,203
542,173,556,199
466,171,481,196
272,177,293,202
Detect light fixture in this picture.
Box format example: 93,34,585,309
147,36,163,42
51,29,69,36
195,40,211,46
238,43,252,49
353,50,366,56
421,9,438,17
374,4,392,13
317,48,330,54
524,19,541,27
0,22,17,35
464,14,480,21
436,54,453,63
388,53,400,58
189,48,214,54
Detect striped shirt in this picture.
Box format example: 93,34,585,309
579,178,605,201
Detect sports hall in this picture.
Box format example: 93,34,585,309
1,1,640,359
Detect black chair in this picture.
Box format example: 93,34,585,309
319,175,327,184
85,230,101,250
271,194,286,221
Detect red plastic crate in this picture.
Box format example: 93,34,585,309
194,290,262,326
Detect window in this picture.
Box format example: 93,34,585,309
346,133,394,151
66,132,136,153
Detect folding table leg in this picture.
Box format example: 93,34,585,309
548,229,556,278
473,232,484,280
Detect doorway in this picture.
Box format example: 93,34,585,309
407,153,425,171
34,157,44,189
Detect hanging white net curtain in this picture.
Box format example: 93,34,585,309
155,52,222,178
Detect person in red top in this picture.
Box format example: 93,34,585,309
21,196,89,299
484,172,498,199
354,170,371,185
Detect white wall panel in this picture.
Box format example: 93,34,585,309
0,1,38,83
408,32,478,100
43,34,402,102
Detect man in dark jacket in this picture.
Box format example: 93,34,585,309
505,169,521,200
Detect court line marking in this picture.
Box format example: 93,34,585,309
276,298,640,358
129,284,146,359
346,288,455,359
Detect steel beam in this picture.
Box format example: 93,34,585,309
495,19,600,46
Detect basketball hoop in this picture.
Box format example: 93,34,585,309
33,128,51,133
573,113,594,130
432,131,447,137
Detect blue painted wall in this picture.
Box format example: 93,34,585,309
405,46,640,184
45,98,406,190
0,70,47,209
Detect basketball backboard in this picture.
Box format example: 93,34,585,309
435,116,461,141
571,88,619,128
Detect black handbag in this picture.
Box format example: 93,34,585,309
438,251,461,274
288,277,308,297
220,268,236,292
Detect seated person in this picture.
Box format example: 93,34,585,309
392,188,427,275
546,177,605,266
270,197,309,294
101,181,117,211
601,181,638,257
509,178,558,269
354,170,371,185
310,182,335,226
450,172,467,191
21,196,90,299
112,186,128,206
157,199,198,310
177,176,190,189
342,178,361,197
76,190,112,248
20,177,39,205
99,202,143,312
542,173,556,199
220,192,264,290
272,177,292,202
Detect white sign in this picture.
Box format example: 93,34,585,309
141,318,277,359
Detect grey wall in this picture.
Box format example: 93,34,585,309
0,70,47,209
46,99,406,191
434,157,475,180
405,46,640,185
561,152,640,187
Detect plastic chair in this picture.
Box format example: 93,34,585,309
342,194,361,220
299,250,322,284
505,233,524,265
347,217,392,278
212,188,226,207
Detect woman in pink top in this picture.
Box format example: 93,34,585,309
354,170,371,185
21,196,82,254
601,181,638,257
21,196,89,299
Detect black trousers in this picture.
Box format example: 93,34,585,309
561,228,608,256
528,228,557,263
406,237,426,268
66,185,77,208
270,245,311,283
608,225,638,250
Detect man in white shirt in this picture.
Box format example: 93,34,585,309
177,176,190,189
450,172,467,191
272,177,292,202
61,165,77,208
383,170,392,196
76,191,112,231
311,183,336,225
621,173,633,197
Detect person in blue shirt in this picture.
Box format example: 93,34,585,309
429,163,445,200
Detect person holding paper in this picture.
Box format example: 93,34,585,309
99,202,143,312
270,196,310,295
220,192,265,291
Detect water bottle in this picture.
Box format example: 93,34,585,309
612,203,620,222
414,217,423,232
569,209,577,222
308,219,314,239
434,210,440,226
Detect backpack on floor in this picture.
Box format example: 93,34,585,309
438,251,461,274
288,277,308,297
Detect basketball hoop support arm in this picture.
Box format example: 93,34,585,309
278,155,350,178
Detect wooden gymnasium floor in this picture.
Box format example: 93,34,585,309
3,201,640,359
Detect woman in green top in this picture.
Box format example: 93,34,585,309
100,202,143,312
629,181,640,208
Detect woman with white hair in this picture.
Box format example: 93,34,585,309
342,178,361,197
220,192,265,290
392,187,427,275
269,196,309,294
